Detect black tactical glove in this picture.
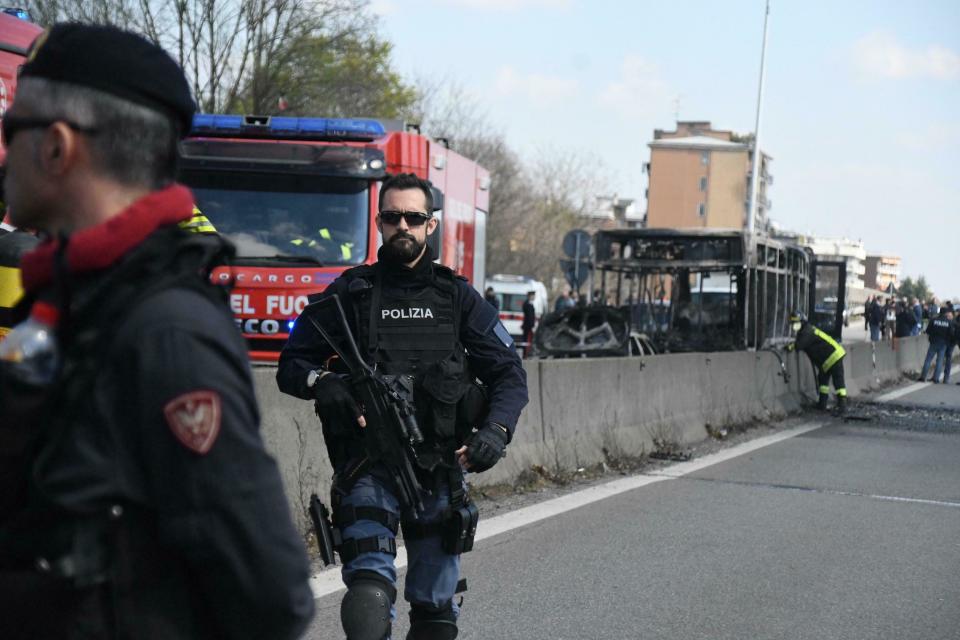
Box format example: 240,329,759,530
464,423,509,472
312,372,362,431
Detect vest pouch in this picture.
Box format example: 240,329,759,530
0,369,54,523
419,352,469,441
441,501,479,555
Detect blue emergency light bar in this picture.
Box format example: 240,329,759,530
190,114,386,141
2,8,32,20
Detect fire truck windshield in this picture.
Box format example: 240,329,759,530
183,171,368,265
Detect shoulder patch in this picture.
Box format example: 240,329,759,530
163,390,222,455
494,322,514,347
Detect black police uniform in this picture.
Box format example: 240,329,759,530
277,244,527,640
0,22,314,638
0,187,316,639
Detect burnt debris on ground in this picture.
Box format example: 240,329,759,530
841,399,960,433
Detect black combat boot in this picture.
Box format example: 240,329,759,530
817,393,829,411
836,395,847,414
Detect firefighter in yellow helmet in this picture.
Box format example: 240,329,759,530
786,310,847,413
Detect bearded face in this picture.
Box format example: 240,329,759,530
380,229,424,264
376,187,438,265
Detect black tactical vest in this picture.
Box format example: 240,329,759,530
346,262,471,443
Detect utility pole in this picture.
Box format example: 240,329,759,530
747,0,770,236
744,0,770,348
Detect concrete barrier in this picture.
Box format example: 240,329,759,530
252,366,329,532
253,335,925,531
895,335,927,373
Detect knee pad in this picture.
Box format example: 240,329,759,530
406,601,457,640
341,571,396,640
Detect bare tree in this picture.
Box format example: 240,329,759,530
23,0,375,114
410,79,610,289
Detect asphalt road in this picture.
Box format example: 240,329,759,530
305,388,960,639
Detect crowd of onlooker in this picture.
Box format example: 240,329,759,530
864,296,959,384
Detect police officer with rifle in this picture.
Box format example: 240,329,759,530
278,172,528,640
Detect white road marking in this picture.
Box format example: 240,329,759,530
876,365,960,402
308,421,824,599
846,492,960,510
876,381,931,402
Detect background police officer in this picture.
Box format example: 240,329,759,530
787,311,848,413
278,172,528,640
0,24,314,638
920,307,953,383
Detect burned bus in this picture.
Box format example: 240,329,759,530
536,228,846,356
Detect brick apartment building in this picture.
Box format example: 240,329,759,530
645,121,772,231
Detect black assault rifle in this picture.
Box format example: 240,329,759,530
304,294,426,566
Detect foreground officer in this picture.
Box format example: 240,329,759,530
278,172,528,640
787,311,847,413
0,24,314,638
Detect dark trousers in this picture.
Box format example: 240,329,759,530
522,327,535,358
818,360,847,396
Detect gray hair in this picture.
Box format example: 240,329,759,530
15,77,179,189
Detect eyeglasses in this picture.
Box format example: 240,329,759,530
379,210,431,227
2,116,100,146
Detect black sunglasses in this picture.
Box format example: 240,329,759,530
379,210,431,227
2,116,100,146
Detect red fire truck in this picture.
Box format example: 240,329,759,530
178,115,490,361
0,10,43,171
0,11,44,340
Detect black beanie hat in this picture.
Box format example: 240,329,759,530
19,23,196,134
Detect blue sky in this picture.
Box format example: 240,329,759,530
375,0,959,299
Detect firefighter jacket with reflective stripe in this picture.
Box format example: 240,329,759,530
0,230,39,339
795,322,846,372
177,206,217,234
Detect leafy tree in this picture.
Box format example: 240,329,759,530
898,275,933,302
266,32,417,118
898,276,915,299
914,275,932,301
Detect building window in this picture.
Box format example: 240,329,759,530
701,151,709,165
697,203,705,217
699,176,707,191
